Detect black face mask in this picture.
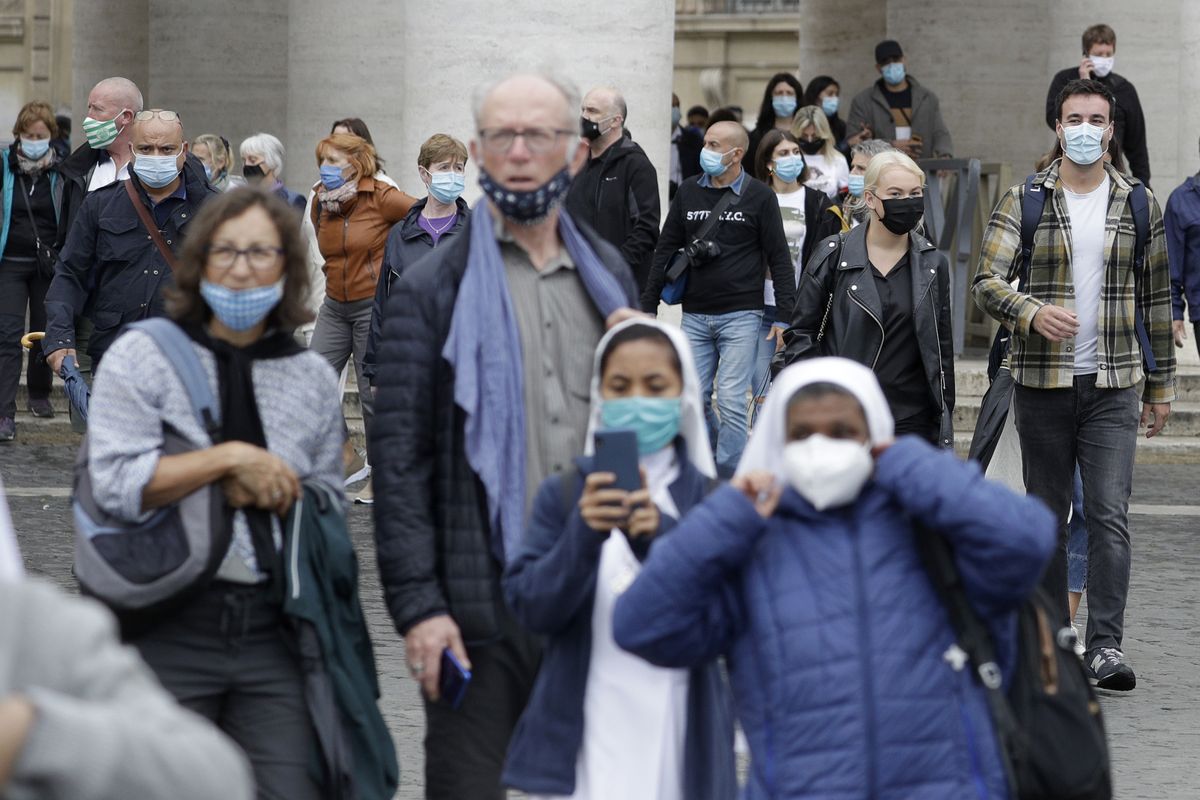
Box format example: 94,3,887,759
798,138,825,155
580,116,603,142
242,163,267,184
876,196,924,236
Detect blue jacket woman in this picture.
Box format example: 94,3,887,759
613,358,1056,800
502,319,736,800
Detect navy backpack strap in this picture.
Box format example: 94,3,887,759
988,175,1047,381
127,318,222,436
1127,182,1157,373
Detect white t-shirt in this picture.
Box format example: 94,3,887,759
87,157,129,191
764,188,807,307
1064,175,1110,375
802,151,849,200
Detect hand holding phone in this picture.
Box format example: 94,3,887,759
580,429,643,534
438,647,472,710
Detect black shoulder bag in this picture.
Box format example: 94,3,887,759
17,173,59,278
660,188,738,305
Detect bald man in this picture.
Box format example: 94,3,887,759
642,119,796,476
44,110,219,370
565,86,660,290
370,72,638,799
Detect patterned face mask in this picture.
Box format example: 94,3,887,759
200,279,284,331
478,166,572,226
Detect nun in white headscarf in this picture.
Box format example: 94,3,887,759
612,357,1056,800
502,318,736,800
0,478,22,581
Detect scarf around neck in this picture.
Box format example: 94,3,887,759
318,180,359,214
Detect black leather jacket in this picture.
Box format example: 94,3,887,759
779,222,956,447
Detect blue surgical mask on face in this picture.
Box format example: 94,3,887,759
1061,122,1108,166
319,164,347,190
881,62,906,86
772,96,798,118
600,396,683,455
427,169,465,204
773,154,805,184
699,147,731,177
202,163,213,181
847,174,866,197
671,107,682,127
822,95,840,117
20,137,50,160
132,153,182,188
200,279,285,332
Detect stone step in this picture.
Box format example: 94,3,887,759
954,360,1200,404
953,393,1200,437
952,431,1200,465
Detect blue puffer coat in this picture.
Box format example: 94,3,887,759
613,437,1056,800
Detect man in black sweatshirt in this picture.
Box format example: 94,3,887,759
565,86,661,291
641,120,795,477
1045,23,1150,186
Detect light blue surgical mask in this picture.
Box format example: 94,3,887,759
773,154,805,184
848,174,866,197
881,62,906,86
671,107,682,127
700,147,732,177
822,96,840,117
132,153,182,189
200,279,285,332
772,96,798,119
202,162,213,181
600,396,683,455
319,164,347,190
1061,122,1109,166
19,137,50,160
427,170,465,204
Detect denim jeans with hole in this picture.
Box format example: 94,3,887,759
682,309,764,477
1012,375,1138,651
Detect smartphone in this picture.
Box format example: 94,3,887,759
439,648,472,710
593,428,642,493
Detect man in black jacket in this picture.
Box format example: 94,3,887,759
369,73,638,800
565,86,660,291
641,120,795,477
1045,23,1150,186
44,111,218,372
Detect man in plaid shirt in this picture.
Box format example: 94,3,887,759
973,79,1175,692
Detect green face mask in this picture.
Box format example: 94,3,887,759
81,111,126,149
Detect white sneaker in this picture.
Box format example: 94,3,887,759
352,479,374,505
1071,625,1085,659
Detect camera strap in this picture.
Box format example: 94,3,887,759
667,187,738,281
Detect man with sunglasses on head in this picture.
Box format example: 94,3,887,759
44,109,219,372
370,72,639,799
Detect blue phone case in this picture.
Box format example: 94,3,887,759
594,428,641,493
439,648,472,710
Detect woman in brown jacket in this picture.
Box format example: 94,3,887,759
309,133,415,477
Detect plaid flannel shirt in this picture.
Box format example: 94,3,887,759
972,160,1176,405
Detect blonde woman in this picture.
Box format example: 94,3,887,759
779,149,954,446
791,105,849,200
191,134,243,191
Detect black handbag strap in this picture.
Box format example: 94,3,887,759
694,187,738,245
16,173,45,248
815,234,846,343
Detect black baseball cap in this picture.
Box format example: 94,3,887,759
875,40,904,64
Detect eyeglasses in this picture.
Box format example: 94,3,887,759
206,244,284,271
135,109,182,122
477,127,578,155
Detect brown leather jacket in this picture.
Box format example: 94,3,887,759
311,176,417,302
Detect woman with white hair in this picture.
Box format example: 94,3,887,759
791,104,850,200
613,357,1055,800
239,132,305,210
779,149,955,447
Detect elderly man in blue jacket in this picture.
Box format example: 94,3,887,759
1166,141,1200,359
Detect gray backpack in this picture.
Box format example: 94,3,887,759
73,318,233,614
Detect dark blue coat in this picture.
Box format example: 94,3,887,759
362,196,469,382
613,437,1056,800
1166,175,1200,323
44,169,218,364
502,443,736,799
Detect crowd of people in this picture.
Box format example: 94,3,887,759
0,19,1196,800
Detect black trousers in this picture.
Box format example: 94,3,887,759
422,602,541,800
131,582,322,800
0,257,50,418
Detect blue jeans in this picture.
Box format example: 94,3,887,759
752,305,777,403
682,309,764,477
1067,465,1088,594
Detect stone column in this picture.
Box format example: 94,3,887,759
72,0,147,146
398,0,677,208
797,0,884,105
147,0,287,173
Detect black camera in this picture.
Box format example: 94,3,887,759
684,238,721,264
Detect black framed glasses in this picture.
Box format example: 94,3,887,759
206,244,284,271
477,127,578,154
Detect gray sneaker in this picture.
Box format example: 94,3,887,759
1087,647,1136,691
0,416,14,442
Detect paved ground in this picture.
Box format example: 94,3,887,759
3,444,1199,799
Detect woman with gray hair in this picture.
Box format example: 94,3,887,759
840,138,895,229
239,132,306,211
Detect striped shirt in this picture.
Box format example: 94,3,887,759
972,160,1176,405
497,222,605,511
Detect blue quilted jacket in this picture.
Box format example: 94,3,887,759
613,437,1056,799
